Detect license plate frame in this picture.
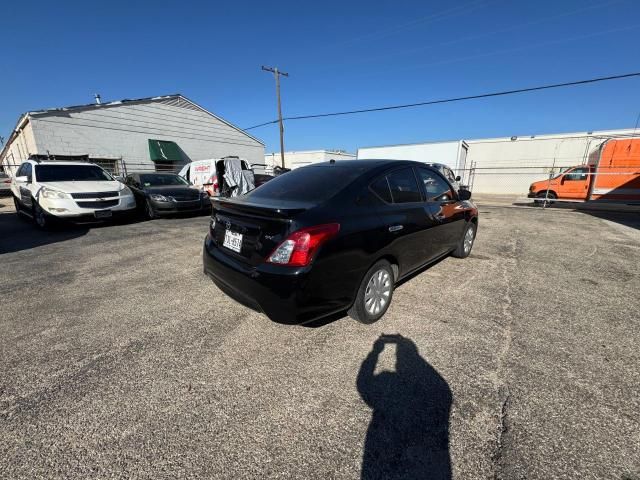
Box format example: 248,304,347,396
94,209,113,219
223,229,243,253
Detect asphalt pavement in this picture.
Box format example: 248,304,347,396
0,200,639,479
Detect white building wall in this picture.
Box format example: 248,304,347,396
1,121,38,176
465,129,636,194
358,141,461,164
358,141,471,182
265,150,356,170
359,129,637,195
2,97,264,175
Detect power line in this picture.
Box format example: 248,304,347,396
244,72,640,130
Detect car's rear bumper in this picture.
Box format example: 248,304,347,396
202,235,348,325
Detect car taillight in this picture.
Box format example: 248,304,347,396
212,175,219,193
267,223,340,267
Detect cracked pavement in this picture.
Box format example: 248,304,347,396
1,203,639,479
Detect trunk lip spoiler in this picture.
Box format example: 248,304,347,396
212,197,311,218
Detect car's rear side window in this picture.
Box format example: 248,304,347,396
386,168,422,203
246,167,362,203
370,177,392,203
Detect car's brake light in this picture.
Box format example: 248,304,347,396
267,223,340,267
212,175,219,193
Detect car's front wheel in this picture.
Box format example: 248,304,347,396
33,201,52,229
452,221,476,258
13,196,26,219
348,260,395,324
145,199,156,220
534,191,556,205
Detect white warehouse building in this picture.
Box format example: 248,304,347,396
0,94,264,176
265,149,356,171
358,128,638,195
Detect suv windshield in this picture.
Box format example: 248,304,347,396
36,164,113,182
140,174,189,186
246,166,362,203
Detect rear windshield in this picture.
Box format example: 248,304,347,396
36,165,112,182
246,166,362,203
140,174,189,186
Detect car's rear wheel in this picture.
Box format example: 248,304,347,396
348,260,395,324
145,199,156,220
452,222,476,258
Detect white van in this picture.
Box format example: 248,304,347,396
178,157,254,197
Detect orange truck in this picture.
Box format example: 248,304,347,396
528,138,640,203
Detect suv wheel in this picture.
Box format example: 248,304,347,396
13,196,24,216
33,201,51,229
348,260,395,324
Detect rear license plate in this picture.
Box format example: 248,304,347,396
223,229,243,253
94,210,112,219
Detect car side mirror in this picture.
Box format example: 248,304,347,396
560,176,566,185
458,189,472,201
15,175,29,183
455,175,461,182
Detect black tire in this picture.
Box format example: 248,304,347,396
348,260,395,324
13,196,26,220
145,199,156,220
534,191,556,206
452,222,476,258
33,200,52,230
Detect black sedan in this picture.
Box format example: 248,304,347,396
124,173,211,219
203,160,478,325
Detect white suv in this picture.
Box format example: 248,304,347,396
11,160,136,228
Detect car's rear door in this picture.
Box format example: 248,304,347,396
416,167,466,255
371,167,440,276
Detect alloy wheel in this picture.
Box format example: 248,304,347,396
35,205,46,228
463,226,475,254
364,269,392,316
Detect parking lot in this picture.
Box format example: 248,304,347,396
1,199,639,479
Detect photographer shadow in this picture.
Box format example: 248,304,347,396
357,335,452,480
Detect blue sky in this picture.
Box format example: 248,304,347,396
2,0,639,153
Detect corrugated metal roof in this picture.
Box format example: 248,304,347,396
0,94,264,161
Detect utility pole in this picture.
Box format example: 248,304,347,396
261,66,288,169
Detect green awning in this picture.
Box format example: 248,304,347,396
148,139,182,162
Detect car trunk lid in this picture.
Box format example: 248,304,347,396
210,198,311,267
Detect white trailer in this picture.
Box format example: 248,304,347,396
357,140,470,183
265,150,356,171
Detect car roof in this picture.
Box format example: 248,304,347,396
307,159,421,169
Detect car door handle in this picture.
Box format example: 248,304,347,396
388,225,403,232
